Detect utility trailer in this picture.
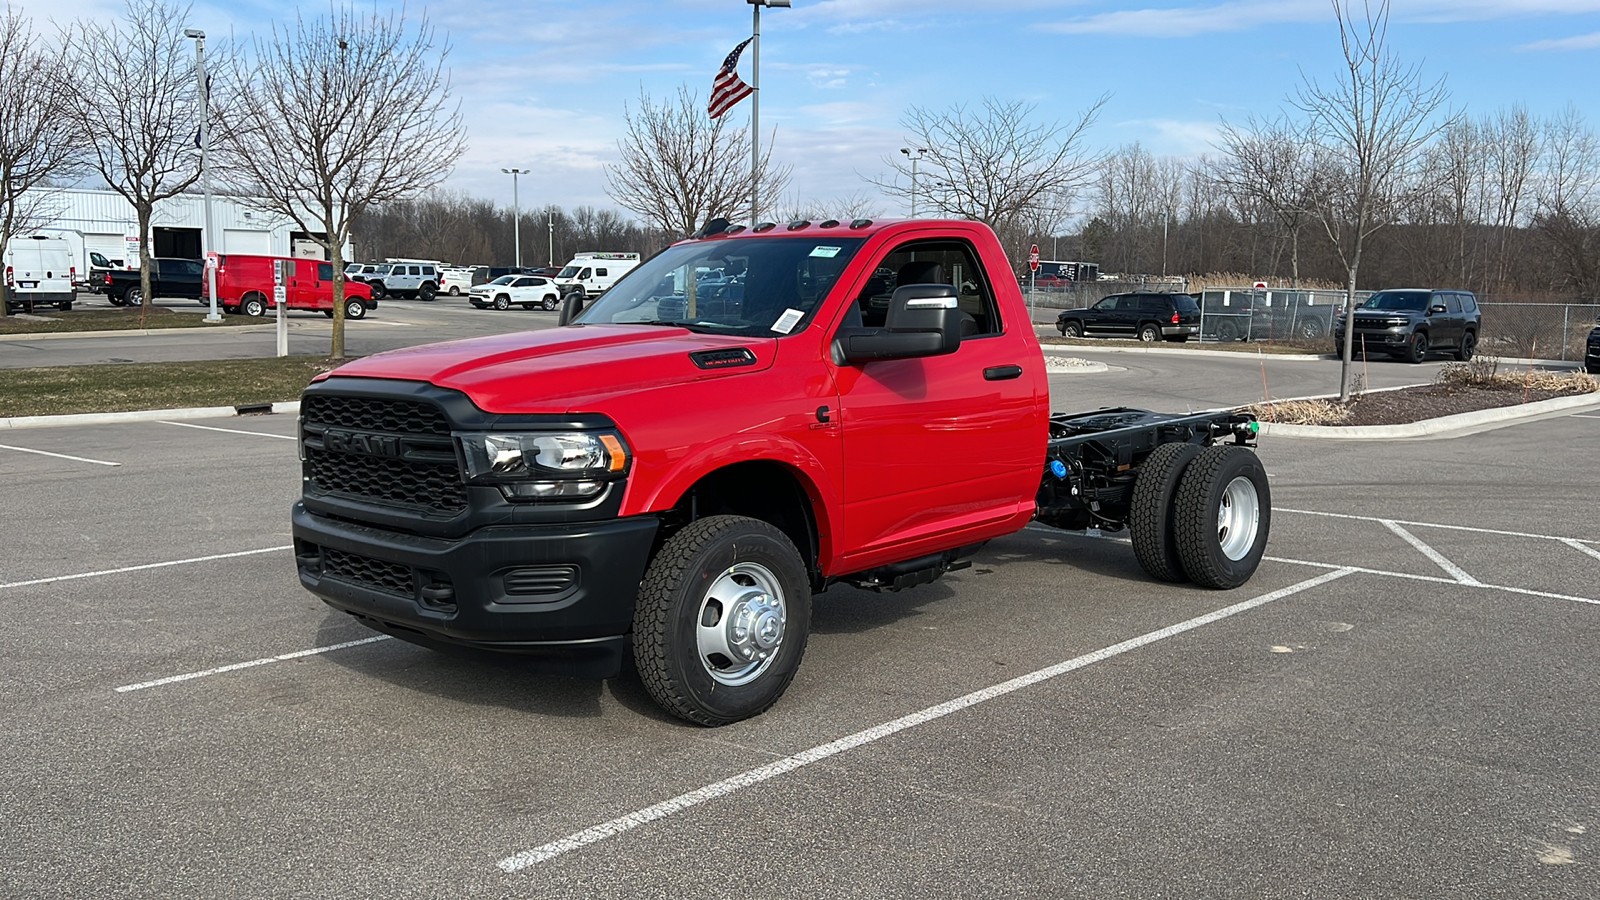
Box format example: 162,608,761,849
1035,408,1267,589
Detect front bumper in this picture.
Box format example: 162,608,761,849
1335,328,1409,350
292,503,659,674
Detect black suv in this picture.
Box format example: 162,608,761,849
1056,292,1201,343
1585,319,1599,375
1333,288,1481,363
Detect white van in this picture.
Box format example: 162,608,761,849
4,235,76,311
553,252,641,297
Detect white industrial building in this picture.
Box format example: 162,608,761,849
21,187,344,272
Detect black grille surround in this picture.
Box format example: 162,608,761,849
301,394,467,515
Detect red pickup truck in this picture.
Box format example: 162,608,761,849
292,218,1270,725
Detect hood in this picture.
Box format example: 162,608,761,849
1354,309,1422,318
321,325,776,413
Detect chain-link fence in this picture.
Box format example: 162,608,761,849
1478,302,1600,362
1195,288,1364,344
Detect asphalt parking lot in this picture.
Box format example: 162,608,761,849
3,359,1598,898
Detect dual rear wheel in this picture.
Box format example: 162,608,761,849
1129,443,1270,589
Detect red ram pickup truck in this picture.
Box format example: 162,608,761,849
292,218,1270,725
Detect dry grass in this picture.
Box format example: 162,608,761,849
0,357,346,418
0,307,260,334
1435,357,1599,393
1243,398,1353,426
1186,273,1348,293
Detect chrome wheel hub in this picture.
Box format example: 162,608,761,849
1216,476,1261,561
696,562,786,686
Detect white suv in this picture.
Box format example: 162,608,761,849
368,263,440,301
469,274,563,311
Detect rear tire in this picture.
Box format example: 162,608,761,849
633,516,811,726
125,287,144,307
1456,331,1476,361
1138,323,1161,343
59,300,72,312
1173,446,1271,590
448,286,460,296
1215,320,1239,343
1129,441,1204,583
541,294,558,311
1297,317,1325,340
418,283,437,302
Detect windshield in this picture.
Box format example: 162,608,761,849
573,236,866,336
1361,290,1430,311
557,265,581,279
486,275,517,285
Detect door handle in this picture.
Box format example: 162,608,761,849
984,365,1023,381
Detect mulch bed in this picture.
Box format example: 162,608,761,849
1289,384,1582,426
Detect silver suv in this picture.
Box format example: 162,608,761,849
367,263,440,302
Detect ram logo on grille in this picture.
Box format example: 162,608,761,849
324,429,403,459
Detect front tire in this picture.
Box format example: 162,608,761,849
1173,446,1271,590
1404,331,1429,364
633,516,811,726
241,293,268,318
368,282,387,301
344,299,367,319
1060,320,1084,338
493,294,510,310
1129,442,1204,583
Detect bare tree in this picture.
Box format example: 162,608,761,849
606,86,789,238
217,5,465,358
1482,106,1540,291
1212,116,1328,287
0,6,82,318
64,0,212,322
1532,106,1600,296
1294,0,1453,400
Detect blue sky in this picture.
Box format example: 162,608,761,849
25,0,1600,219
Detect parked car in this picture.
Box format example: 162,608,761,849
1056,292,1201,343
206,254,376,319
3,234,76,311
1332,288,1480,363
364,263,440,301
468,274,563,310
439,266,477,296
1585,320,1599,375
102,257,203,306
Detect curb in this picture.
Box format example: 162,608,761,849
0,324,284,341
1039,347,1111,373
0,401,300,431
1258,391,1600,440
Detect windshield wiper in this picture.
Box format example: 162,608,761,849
643,320,732,333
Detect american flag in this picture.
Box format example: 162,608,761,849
708,38,755,119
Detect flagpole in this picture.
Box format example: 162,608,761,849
751,2,759,226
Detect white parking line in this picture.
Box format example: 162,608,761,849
1279,507,1599,547
114,635,391,693
159,421,297,441
1381,520,1481,585
0,546,291,592
1562,538,1600,563
494,567,1357,873
0,442,120,467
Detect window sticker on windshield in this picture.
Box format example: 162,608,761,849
809,246,841,258
771,308,805,334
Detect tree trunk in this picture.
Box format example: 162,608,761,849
137,205,153,328
329,229,346,359
0,235,10,319
1290,226,1301,289
1338,262,1360,403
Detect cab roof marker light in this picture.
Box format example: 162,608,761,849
849,218,873,229
819,219,840,228
725,225,747,235
787,220,810,231
753,222,777,233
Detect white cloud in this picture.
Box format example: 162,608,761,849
1040,0,1600,38
1516,30,1600,51
1112,118,1224,156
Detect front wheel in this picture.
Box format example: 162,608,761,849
1173,446,1271,590
1060,319,1084,338
492,294,510,310
241,293,268,318
1138,323,1161,343
368,282,387,301
344,299,367,319
633,516,811,726
1404,331,1429,363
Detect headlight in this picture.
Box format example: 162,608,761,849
458,431,630,502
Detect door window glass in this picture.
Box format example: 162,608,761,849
848,239,1001,336
317,263,333,281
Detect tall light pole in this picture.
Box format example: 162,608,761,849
747,0,789,224
502,167,527,268
184,28,220,323
547,210,555,269
900,147,927,217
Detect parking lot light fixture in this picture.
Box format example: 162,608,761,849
900,147,927,217
502,168,528,269
185,28,221,323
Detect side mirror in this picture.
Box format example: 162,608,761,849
838,284,963,363
558,290,586,326
1428,304,1446,315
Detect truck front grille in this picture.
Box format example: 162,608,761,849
301,394,467,514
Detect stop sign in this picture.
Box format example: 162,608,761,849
1028,245,1040,272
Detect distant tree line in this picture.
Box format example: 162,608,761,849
352,193,662,267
